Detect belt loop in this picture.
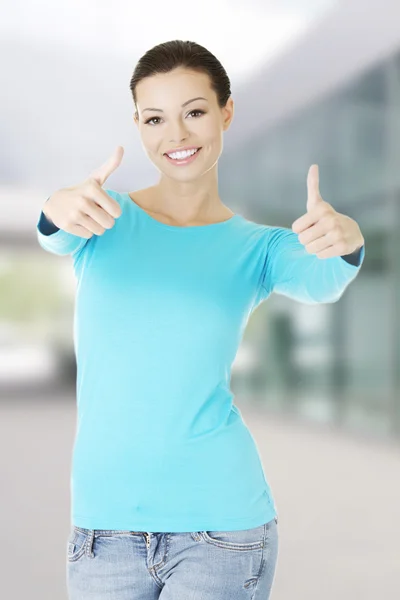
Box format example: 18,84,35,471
85,530,95,558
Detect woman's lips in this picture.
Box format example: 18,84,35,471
164,147,202,166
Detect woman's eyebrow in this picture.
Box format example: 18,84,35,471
143,97,208,113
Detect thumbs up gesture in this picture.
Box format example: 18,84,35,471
43,146,124,238
291,165,364,259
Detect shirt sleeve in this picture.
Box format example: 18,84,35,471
260,226,365,305
36,196,92,258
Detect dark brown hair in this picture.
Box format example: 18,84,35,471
129,40,232,118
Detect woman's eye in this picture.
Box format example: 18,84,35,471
145,109,205,126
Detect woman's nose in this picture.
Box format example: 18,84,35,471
168,122,190,143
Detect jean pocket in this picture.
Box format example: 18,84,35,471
201,523,265,551
67,526,90,562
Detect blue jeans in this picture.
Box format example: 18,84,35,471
67,517,279,599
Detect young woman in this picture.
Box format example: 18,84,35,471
37,40,365,600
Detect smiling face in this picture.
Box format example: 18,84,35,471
133,67,234,181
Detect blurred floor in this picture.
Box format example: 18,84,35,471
1,390,399,599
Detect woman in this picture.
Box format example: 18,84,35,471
37,39,365,600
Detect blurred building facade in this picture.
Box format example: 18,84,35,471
222,1,400,440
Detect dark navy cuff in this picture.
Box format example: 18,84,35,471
37,210,60,235
340,244,364,266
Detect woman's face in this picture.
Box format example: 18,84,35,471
133,67,234,180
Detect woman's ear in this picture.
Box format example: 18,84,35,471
222,97,234,131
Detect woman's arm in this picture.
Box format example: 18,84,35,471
260,226,365,305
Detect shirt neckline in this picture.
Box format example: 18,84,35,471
123,192,240,231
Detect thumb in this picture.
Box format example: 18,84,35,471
89,146,124,187
307,164,322,212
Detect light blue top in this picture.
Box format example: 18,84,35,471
36,189,365,532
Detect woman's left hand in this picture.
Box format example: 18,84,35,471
291,164,365,259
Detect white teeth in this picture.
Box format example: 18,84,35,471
167,148,199,160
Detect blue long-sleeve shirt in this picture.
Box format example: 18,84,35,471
36,189,365,532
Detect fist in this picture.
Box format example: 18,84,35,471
291,164,364,259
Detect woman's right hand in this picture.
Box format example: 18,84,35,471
42,146,124,238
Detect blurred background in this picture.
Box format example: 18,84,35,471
1,0,399,598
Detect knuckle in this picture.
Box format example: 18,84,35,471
327,214,336,226
77,195,89,210
327,216,339,231
326,228,337,240
71,207,82,222
85,179,98,196
333,215,341,227
86,177,97,188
